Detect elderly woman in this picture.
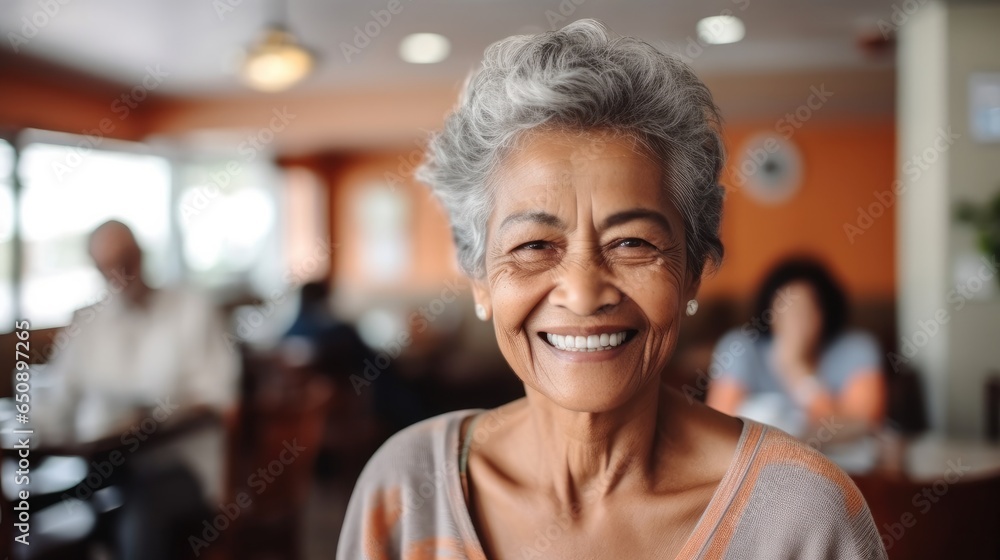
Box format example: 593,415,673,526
337,20,885,559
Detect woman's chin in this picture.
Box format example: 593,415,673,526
526,371,649,414
516,335,658,412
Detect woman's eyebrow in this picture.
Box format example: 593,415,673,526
600,208,673,234
497,210,565,234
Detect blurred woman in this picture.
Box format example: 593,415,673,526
337,21,885,559
707,257,887,436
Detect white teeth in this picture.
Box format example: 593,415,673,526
543,331,629,351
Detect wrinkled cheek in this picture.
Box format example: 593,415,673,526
642,309,682,373
646,321,674,356
498,334,548,392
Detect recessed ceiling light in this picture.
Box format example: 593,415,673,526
696,15,745,45
399,33,451,64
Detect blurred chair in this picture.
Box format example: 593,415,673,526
885,364,929,435
227,361,334,560
853,470,1000,559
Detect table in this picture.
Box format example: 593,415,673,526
833,431,1000,560
0,402,222,559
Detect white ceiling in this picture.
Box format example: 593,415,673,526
1,0,899,98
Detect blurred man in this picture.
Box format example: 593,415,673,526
47,220,239,560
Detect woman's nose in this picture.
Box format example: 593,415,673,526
548,256,622,316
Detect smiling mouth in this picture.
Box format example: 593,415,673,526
539,330,637,352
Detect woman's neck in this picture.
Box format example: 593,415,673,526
518,378,670,510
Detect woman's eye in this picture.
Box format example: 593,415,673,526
616,238,649,249
515,240,551,251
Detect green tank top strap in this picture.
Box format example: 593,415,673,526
459,412,483,505
459,412,482,478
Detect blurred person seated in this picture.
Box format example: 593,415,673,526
707,257,886,438
46,220,239,560
280,281,424,466
281,281,369,375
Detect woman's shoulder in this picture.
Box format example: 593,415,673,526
729,420,885,557
337,409,487,559
750,421,866,504
353,409,480,490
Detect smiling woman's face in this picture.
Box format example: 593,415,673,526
472,128,699,413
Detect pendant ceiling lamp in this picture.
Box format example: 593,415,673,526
241,0,315,92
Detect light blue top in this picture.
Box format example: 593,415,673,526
712,328,882,401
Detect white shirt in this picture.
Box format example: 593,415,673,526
47,286,239,501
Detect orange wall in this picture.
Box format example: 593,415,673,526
704,120,897,300
329,120,896,301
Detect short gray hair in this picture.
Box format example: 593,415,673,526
417,19,725,279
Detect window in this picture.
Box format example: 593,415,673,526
175,159,282,294
17,142,172,328
0,139,13,326
5,129,300,333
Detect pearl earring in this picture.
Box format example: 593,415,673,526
685,299,699,317
475,304,488,321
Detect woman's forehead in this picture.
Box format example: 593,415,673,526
494,130,663,195
506,128,656,164
486,142,680,236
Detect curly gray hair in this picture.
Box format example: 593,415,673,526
416,19,725,279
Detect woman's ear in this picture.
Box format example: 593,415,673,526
471,278,492,321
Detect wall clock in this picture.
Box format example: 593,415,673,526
735,133,804,205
